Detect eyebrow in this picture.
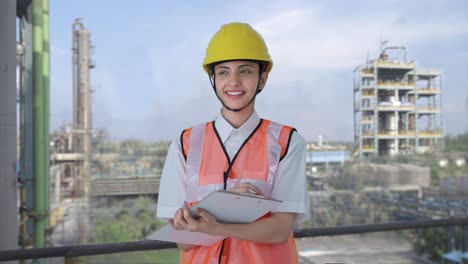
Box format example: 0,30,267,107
215,64,256,70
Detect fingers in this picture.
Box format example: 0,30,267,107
229,182,263,195
171,201,199,231
182,201,197,225
170,203,218,235
196,208,213,223
194,208,217,234
171,207,188,230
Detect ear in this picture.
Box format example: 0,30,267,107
259,72,269,90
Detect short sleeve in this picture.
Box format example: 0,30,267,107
156,139,187,219
270,132,310,223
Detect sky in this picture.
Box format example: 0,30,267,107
48,0,468,142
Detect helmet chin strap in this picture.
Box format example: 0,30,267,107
208,69,263,113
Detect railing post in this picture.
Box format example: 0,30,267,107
416,228,422,255
447,225,457,263
463,225,468,264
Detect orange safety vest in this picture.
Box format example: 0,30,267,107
179,119,298,264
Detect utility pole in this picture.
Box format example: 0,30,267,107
0,1,19,263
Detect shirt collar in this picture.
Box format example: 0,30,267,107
214,111,261,143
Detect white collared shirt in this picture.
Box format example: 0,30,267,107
157,111,310,223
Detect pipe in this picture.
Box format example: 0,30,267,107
19,2,35,246
42,0,50,232
25,4,36,245
72,19,83,132
19,10,27,251
33,0,46,250
0,0,19,258
72,21,77,132
81,28,92,244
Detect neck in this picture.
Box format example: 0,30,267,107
221,107,254,129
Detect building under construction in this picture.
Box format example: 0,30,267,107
353,46,443,159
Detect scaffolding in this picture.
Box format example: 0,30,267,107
353,46,443,159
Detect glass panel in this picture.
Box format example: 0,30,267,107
12,2,466,264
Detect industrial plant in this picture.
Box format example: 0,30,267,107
353,46,443,158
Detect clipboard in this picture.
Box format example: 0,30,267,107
146,191,282,246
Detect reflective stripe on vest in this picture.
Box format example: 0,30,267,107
180,119,298,264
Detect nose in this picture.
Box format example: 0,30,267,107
227,72,241,87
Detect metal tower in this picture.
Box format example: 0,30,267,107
72,18,95,243
72,18,94,199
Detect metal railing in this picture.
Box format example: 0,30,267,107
1,218,467,262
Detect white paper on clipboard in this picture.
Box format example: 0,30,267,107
146,191,282,246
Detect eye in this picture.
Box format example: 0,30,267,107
216,70,229,76
240,69,252,74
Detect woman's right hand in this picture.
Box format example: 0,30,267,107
169,201,218,235
169,201,209,252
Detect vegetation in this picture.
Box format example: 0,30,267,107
299,191,391,229
444,132,468,153
364,133,468,183
91,197,179,264
430,132,468,181
400,225,464,263
93,139,170,178
413,227,448,262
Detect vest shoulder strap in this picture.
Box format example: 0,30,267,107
181,121,297,162
180,122,208,161
278,125,297,161
180,127,192,161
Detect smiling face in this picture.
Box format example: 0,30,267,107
213,60,268,115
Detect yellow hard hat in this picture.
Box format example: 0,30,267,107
203,22,273,73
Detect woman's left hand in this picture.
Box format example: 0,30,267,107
229,182,263,196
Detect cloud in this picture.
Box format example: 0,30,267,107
253,9,468,75
254,10,310,37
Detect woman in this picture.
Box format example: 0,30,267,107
157,22,310,264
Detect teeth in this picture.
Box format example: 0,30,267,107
227,91,243,95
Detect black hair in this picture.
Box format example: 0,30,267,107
208,60,267,75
